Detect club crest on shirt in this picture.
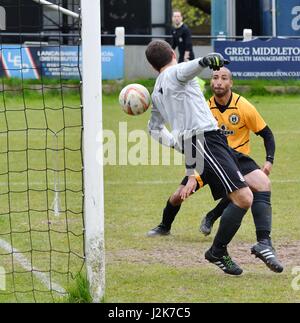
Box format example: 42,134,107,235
228,113,240,125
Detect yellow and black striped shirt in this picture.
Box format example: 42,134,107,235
208,92,266,155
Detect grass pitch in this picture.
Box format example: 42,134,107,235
0,89,84,302
0,89,299,302
104,94,300,303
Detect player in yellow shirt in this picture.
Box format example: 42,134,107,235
209,85,269,157
200,67,274,235
147,67,283,273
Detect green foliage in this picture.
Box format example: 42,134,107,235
67,274,92,303
172,0,210,28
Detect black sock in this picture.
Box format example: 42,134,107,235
212,203,247,256
207,197,230,223
160,199,181,230
251,192,272,243
256,230,271,243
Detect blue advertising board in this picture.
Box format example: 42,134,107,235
215,38,300,79
38,46,81,79
101,47,124,80
0,45,124,80
277,0,300,36
0,45,40,79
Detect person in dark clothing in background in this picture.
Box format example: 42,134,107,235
171,10,195,63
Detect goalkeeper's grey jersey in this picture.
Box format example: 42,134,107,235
149,59,218,145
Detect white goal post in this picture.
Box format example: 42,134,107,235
81,0,105,303
30,0,105,302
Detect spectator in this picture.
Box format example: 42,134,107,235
171,9,195,63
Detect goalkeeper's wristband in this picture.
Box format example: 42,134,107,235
266,156,274,164
199,57,208,67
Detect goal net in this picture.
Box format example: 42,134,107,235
0,0,103,302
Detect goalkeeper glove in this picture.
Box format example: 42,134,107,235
199,53,229,71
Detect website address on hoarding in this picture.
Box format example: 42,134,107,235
232,71,300,77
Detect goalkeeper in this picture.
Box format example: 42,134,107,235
146,40,254,276
147,65,283,273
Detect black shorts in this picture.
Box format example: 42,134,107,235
181,150,259,193
181,130,248,200
231,150,260,175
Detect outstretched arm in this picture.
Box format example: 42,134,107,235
177,53,229,82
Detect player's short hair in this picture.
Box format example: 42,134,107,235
145,40,174,72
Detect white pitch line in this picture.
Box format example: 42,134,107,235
0,181,80,186
274,130,300,134
272,179,300,183
0,179,299,187
0,239,65,294
105,179,300,185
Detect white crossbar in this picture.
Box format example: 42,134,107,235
31,0,80,19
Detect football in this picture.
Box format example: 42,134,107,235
119,83,151,115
